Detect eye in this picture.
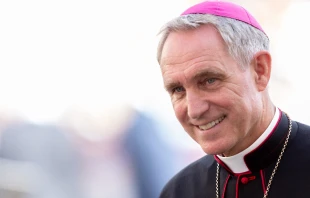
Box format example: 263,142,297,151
198,77,219,89
206,78,217,84
172,86,185,93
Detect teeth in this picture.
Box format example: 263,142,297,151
199,116,225,130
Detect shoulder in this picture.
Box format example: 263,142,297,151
159,154,215,198
294,121,310,141
287,121,310,154
296,121,310,132
171,154,214,179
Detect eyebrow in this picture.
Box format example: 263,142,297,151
192,69,226,82
164,81,182,92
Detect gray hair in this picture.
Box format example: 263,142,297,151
157,14,269,68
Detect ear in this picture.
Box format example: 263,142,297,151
251,51,272,91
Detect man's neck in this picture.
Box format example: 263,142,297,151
216,107,280,173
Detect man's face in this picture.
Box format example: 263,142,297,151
160,25,263,156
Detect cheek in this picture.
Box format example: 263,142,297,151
172,101,187,122
209,90,238,109
217,83,254,109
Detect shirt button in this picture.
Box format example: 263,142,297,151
241,177,249,184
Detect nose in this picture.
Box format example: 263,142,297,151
186,90,209,120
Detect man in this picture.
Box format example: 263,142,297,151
157,1,310,197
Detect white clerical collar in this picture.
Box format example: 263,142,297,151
217,107,280,174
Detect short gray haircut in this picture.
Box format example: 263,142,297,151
157,14,269,68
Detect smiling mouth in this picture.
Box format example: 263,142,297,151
198,115,226,130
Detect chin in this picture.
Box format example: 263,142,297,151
200,142,234,155
200,146,223,155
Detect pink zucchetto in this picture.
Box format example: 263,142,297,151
181,0,266,34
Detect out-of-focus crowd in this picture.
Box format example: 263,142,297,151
0,104,203,198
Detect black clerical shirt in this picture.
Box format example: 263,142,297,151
160,111,310,198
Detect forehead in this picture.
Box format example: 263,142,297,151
160,25,233,79
160,25,228,67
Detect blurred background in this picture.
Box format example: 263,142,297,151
0,0,309,197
